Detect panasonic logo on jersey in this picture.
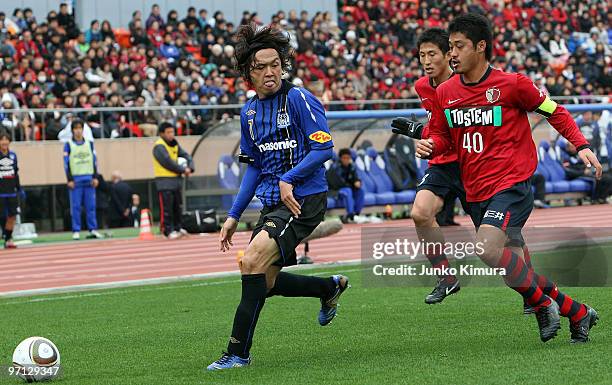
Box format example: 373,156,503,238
258,140,297,152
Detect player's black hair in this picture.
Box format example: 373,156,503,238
0,130,11,141
158,121,174,134
71,118,84,130
448,13,493,61
234,23,293,85
416,28,450,54
338,148,352,158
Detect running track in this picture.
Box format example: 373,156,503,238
1,205,611,297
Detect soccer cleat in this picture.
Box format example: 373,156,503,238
535,299,561,342
167,231,181,240
570,305,599,343
179,228,188,237
319,275,350,326
425,278,460,304
87,230,103,239
523,301,535,315
4,239,16,249
206,352,251,371
72,232,80,240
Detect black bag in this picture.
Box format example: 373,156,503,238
181,209,219,233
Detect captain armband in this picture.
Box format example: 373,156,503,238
534,97,557,118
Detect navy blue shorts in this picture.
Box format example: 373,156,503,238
468,181,533,246
0,196,18,217
250,191,327,267
416,162,469,214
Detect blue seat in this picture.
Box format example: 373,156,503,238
353,151,379,206
538,140,573,193
364,147,397,205
217,154,262,211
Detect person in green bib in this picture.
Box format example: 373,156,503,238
152,122,194,239
63,119,103,240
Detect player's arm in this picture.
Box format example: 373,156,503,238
517,74,602,179
63,142,73,182
90,141,100,187
280,89,334,186
221,114,261,252
417,93,452,159
391,113,425,139
227,114,262,223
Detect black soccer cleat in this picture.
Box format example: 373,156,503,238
535,299,561,342
523,301,535,315
570,305,599,343
425,278,460,304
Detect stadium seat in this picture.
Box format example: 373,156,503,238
554,139,594,193
353,151,378,206
364,147,399,204
217,155,262,211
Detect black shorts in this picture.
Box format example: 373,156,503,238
250,191,327,267
416,162,469,214
468,180,533,247
0,196,18,217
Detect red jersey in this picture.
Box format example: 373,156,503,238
429,67,589,202
414,76,458,165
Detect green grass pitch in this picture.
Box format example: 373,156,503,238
0,264,609,385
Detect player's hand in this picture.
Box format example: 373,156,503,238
67,181,75,190
184,167,192,176
391,114,424,139
354,180,361,189
219,217,238,252
578,148,602,179
279,180,301,217
416,138,434,159
123,208,130,217
91,178,99,188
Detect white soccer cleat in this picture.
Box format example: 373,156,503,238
72,232,80,240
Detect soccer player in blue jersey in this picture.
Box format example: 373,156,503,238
207,24,350,371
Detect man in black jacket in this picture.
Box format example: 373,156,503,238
152,122,194,239
326,148,364,223
109,171,134,228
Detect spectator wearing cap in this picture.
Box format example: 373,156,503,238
63,118,103,240
152,121,194,239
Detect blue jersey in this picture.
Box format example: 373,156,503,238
240,81,333,207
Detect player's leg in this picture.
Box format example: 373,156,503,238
473,182,561,342
520,243,597,342
83,185,99,237
263,192,349,325
172,188,182,233
70,185,84,235
3,197,17,248
412,169,459,303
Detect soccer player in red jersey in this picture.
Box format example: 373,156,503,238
392,28,467,304
417,13,601,343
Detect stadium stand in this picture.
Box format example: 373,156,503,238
0,1,608,140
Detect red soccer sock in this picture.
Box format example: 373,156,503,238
425,253,456,282
499,248,550,308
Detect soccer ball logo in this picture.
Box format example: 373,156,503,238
485,87,500,103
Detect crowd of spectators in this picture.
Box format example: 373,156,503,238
0,1,608,140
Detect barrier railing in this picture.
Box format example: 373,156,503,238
1,97,608,141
